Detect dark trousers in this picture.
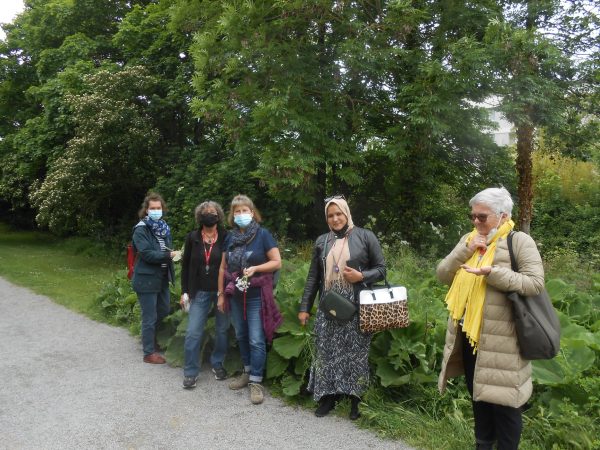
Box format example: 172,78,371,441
462,332,522,450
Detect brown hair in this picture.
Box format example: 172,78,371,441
138,192,167,219
194,200,225,225
227,194,262,226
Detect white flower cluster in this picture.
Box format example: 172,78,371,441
235,275,250,292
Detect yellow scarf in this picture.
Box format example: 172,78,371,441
444,220,514,352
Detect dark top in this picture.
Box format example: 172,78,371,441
224,226,278,298
299,226,386,313
181,227,228,298
131,221,175,293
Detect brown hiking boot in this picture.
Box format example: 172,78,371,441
228,372,250,390
143,352,166,364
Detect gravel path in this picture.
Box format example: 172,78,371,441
0,277,414,450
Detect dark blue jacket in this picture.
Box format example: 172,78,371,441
131,221,175,293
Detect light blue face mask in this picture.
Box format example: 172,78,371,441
234,213,253,228
148,209,163,221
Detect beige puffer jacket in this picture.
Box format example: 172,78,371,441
437,231,545,408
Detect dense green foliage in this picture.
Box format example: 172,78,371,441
92,243,600,449
1,0,598,251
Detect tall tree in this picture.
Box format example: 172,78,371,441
487,1,578,233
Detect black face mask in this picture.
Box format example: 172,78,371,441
200,213,219,227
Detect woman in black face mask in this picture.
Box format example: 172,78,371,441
180,201,231,389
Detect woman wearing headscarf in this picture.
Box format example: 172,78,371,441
180,201,230,389
131,192,177,364
437,187,545,450
298,196,386,420
217,194,282,405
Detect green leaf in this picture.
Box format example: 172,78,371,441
281,374,303,397
164,335,185,367
545,278,570,301
266,350,289,379
272,334,305,359
375,359,411,387
560,339,596,375
294,353,311,376
561,320,600,350
532,359,564,385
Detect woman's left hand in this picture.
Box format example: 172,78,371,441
461,264,492,276
217,295,225,313
343,266,364,284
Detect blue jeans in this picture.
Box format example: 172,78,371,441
230,294,265,383
136,276,170,356
184,291,230,377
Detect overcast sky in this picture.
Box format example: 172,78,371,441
0,0,25,40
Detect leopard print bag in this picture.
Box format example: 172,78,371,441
359,284,409,333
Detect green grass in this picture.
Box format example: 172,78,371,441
0,223,122,319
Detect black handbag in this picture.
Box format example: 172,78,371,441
319,289,357,323
506,231,561,360
318,232,356,323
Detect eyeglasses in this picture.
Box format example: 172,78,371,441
324,194,346,203
468,213,496,223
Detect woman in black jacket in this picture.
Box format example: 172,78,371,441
298,196,385,420
180,201,230,389
132,192,177,364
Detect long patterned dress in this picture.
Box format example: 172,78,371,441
307,277,371,401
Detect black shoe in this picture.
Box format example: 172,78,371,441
349,396,361,420
183,376,197,389
315,395,336,417
212,367,228,380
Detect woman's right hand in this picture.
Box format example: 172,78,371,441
468,233,488,254
298,312,310,326
179,294,187,308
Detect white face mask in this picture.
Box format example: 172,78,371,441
486,214,504,241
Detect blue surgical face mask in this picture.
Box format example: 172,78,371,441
234,213,253,228
148,209,163,221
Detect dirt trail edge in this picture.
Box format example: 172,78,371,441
0,277,414,450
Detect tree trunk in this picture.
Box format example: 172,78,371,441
515,121,534,234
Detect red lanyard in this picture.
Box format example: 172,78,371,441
201,230,218,274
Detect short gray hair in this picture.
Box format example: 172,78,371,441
469,187,513,217
194,201,225,225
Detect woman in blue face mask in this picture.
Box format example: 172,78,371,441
131,192,177,364
217,194,282,405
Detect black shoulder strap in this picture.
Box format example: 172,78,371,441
507,231,518,272
321,232,332,280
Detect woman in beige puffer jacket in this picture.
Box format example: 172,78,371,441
437,187,545,450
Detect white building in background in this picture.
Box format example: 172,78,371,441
487,108,516,146
476,97,517,147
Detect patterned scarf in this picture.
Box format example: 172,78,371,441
444,220,514,352
227,220,260,272
143,216,171,239
323,198,354,297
